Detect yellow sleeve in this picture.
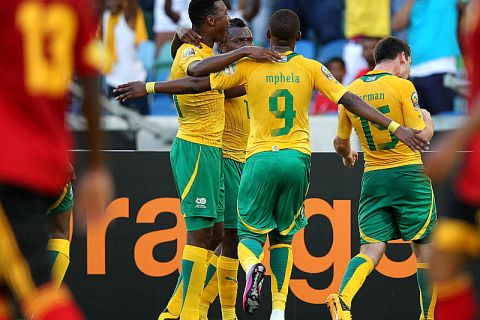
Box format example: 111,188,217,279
312,61,349,104
400,81,426,130
210,60,249,91
337,105,353,139
177,45,204,74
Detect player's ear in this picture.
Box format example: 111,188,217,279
267,29,271,40
296,31,302,41
207,15,215,26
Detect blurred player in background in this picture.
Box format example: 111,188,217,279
0,0,112,319
327,36,435,320
425,0,480,319
115,9,429,319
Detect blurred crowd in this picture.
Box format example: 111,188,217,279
92,0,469,116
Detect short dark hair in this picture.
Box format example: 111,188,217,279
228,17,247,28
188,0,222,28
326,57,346,69
269,9,300,43
374,36,411,64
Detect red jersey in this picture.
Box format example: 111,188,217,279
456,3,480,205
0,0,98,195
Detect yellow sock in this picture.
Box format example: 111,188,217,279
417,263,437,320
270,244,293,312
199,252,219,319
46,239,70,288
217,256,239,320
238,239,264,272
338,253,374,308
180,245,209,320
158,275,183,319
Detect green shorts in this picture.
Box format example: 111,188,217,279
170,138,225,232
223,157,244,229
47,182,74,215
237,149,310,243
358,164,437,245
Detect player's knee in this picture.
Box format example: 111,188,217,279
221,228,239,258
360,242,386,266
187,227,215,249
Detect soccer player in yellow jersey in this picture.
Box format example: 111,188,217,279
194,18,253,320
156,1,229,319
115,10,429,320
326,37,436,320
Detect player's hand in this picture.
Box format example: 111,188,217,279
177,27,202,48
342,150,358,168
420,108,431,121
114,81,148,102
242,46,282,62
75,166,114,231
393,126,429,152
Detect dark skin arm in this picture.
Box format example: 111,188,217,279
186,46,281,77
115,76,212,99
114,77,247,100
242,0,260,22
225,86,247,98
339,92,429,152
164,0,180,23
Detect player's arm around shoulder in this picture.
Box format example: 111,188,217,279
398,78,434,142
418,109,434,142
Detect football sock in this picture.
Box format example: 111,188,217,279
338,253,374,308
159,275,183,319
238,238,264,273
269,244,293,315
416,263,436,320
22,285,84,320
47,239,70,288
435,273,478,320
217,256,239,320
179,245,208,320
199,252,219,319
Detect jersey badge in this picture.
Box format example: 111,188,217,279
321,66,335,81
223,63,236,76
411,92,420,110
182,47,196,59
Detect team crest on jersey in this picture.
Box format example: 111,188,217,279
411,92,420,110
182,48,195,59
321,66,335,81
223,63,236,75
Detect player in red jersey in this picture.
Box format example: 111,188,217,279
425,0,480,319
0,1,112,319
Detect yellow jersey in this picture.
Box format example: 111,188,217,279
210,52,348,158
337,70,426,172
223,95,250,163
170,43,225,147
345,0,390,38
